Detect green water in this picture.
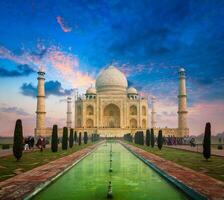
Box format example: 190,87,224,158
33,142,189,200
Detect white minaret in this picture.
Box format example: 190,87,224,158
151,96,157,128
178,68,189,136
67,97,72,129
35,70,46,136
73,89,78,129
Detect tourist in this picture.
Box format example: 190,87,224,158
36,137,46,152
24,137,29,150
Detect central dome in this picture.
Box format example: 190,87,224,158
96,65,128,93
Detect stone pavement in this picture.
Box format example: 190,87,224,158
123,142,224,200
0,143,99,200
166,145,224,157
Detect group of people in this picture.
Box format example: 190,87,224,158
23,136,46,152
24,136,35,150
163,136,184,145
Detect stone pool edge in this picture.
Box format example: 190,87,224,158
24,142,104,200
24,144,100,200
120,142,207,200
0,142,103,200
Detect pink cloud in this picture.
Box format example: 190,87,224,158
56,16,72,33
119,63,151,77
0,45,95,89
0,111,35,137
188,101,224,135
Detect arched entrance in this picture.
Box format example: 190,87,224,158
130,118,137,128
103,104,120,128
86,119,94,128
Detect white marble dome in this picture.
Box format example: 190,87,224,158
127,87,138,94
86,87,96,94
96,65,128,92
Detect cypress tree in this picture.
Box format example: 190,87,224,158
158,130,163,150
62,127,68,150
151,128,155,148
203,122,211,160
78,132,82,145
51,125,58,152
140,131,144,145
13,119,23,161
69,128,74,148
146,129,151,146
84,132,88,144
74,131,77,144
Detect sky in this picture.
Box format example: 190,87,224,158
0,0,224,136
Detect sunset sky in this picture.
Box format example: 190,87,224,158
0,0,224,136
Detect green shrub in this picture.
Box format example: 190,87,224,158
140,131,144,145
78,132,82,145
51,125,58,152
13,119,23,161
62,127,68,150
203,122,211,160
2,144,10,149
150,128,155,148
74,131,77,143
84,132,88,144
146,129,150,146
69,128,74,148
157,130,163,150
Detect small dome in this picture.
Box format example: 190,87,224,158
179,68,185,72
86,87,96,94
127,87,138,94
95,65,128,92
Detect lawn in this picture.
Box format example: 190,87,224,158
0,143,94,182
130,143,224,182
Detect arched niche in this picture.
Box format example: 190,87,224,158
86,119,94,128
142,106,146,116
142,119,146,128
130,118,137,128
86,105,94,115
103,103,120,128
130,105,137,115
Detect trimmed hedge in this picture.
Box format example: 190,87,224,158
62,127,68,150
13,119,23,161
51,125,58,152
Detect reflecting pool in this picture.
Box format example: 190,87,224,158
33,142,189,200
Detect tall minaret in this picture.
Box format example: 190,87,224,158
73,89,78,129
67,97,72,129
178,68,189,136
151,96,157,128
35,70,46,137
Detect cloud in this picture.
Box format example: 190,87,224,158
0,106,30,116
0,45,95,89
188,101,224,135
118,63,154,77
0,64,35,77
21,80,73,98
56,16,72,32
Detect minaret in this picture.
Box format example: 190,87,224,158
67,97,72,129
73,89,78,129
35,70,46,136
178,68,189,136
151,96,157,128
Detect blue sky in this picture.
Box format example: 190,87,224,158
0,0,224,136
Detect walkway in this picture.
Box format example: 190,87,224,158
122,142,224,200
166,145,224,157
0,143,99,200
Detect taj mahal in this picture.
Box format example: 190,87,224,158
35,65,189,138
